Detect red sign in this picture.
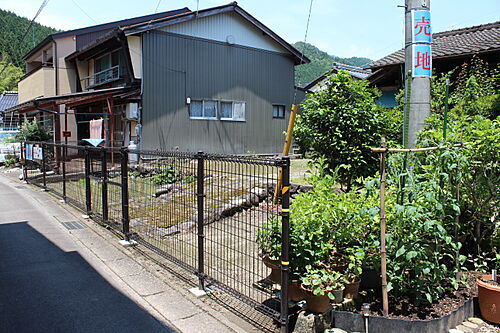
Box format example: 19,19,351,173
62,130,72,138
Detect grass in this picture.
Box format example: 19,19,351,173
290,158,312,185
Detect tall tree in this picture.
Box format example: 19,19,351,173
0,61,23,91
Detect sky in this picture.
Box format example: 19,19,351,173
1,0,499,61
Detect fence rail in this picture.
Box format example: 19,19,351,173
21,141,291,331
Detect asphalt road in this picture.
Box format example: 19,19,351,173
0,179,176,333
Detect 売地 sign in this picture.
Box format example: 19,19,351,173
411,9,432,78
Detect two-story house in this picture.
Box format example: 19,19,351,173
8,2,309,154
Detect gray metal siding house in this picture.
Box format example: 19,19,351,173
142,31,295,153
127,4,309,154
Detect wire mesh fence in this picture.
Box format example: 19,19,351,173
21,141,290,328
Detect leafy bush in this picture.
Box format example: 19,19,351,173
300,266,347,297
3,154,18,167
295,71,397,190
152,165,178,185
15,120,52,142
418,115,499,270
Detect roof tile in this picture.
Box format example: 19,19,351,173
368,21,500,68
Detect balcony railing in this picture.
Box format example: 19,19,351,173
81,65,121,90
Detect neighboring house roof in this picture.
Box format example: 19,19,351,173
303,63,372,91
368,21,500,69
0,91,18,112
123,2,310,65
23,7,191,60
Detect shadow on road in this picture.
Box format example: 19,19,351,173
0,221,176,333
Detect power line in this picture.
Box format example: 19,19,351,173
154,0,163,13
293,0,314,102
0,0,51,76
71,0,97,24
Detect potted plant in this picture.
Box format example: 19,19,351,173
300,266,346,313
257,218,282,284
477,272,500,324
343,246,365,299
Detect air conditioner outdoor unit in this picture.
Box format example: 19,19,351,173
125,103,139,120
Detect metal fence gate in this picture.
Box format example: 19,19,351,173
21,141,292,331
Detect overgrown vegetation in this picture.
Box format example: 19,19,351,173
15,120,52,142
264,57,499,313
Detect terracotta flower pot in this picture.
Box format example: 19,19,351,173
477,274,500,324
300,285,331,313
289,280,305,302
300,285,344,313
261,254,281,284
343,278,361,299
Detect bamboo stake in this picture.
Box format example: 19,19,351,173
273,104,299,203
379,138,389,317
371,142,467,153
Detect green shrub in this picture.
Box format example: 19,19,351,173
16,120,52,142
3,154,18,167
152,165,178,185
295,71,397,190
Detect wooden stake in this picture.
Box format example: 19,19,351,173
379,138,389,316
273,104,299,203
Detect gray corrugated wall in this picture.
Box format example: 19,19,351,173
141,31,296,154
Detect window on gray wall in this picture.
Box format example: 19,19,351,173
273,105,286,118
189,100,217,120
221,101,246,121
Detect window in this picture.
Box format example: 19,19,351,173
189,100,218,120
95,49,123,73
220,101,246,121
273,105,286,118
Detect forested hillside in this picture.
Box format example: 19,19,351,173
293,42,372,87
0,9,58,91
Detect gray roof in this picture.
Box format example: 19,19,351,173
0,92,18,112
23,8,191,60
303,63,371,90
368,21,500,69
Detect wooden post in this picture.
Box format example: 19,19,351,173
379,138,389,316
273,104,299,203
106,98,114,165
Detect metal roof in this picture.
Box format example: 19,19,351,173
368,21,500,69
303,63,372,90
23,8,191,60
3,87,131,114
123,2,310,65
0,92,18,112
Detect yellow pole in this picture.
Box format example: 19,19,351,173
273,104,299,203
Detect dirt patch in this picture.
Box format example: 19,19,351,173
364,272,478,320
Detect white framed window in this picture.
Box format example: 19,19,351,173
189,100,218,120
220,101,246,121
273,104,286,118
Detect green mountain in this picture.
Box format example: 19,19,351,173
0,9,58,90
293,41,372,87
0,9,58,68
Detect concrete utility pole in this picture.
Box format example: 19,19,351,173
404,0,431,147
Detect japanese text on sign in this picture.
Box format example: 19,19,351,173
413,44,432,77
412,10,432,43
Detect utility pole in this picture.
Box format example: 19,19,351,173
404,0,432,147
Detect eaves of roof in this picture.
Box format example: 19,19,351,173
22,8,191,61
367,21,500,69
123,2,310,65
